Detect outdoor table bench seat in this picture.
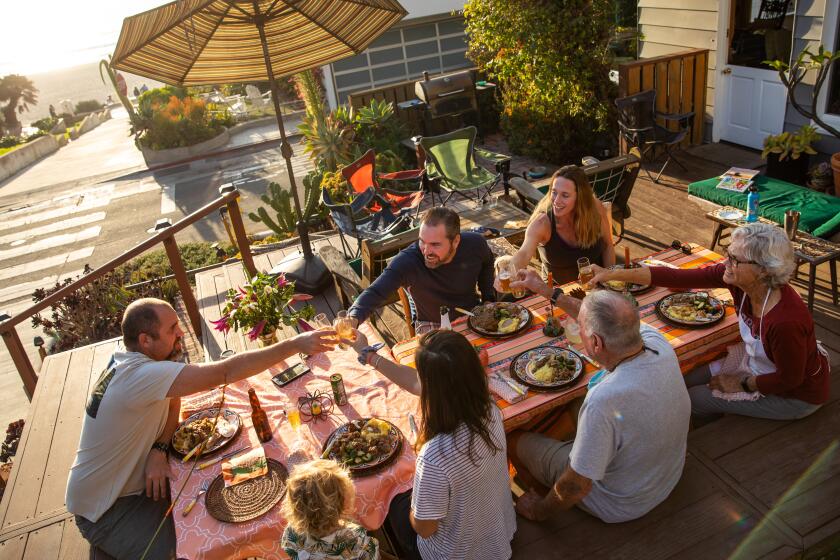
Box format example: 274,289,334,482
688,175,840,240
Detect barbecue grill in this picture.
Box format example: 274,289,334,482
414,70,478,119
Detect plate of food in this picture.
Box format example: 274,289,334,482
172,408,241,457
599,264,651,294
321,418,403,477
468,302,532,338
510,346,584,391
656,292,725,328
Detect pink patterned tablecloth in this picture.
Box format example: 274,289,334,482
172,325,418,560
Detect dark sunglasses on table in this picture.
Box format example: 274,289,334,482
670,240,692,255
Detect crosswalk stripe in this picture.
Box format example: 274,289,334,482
0,269,85,305
4,199,110,230
0,247,95,282
0,212,106,245
0,226,101,263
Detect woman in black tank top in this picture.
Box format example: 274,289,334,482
504,165,615,285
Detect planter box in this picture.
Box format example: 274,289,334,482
765,153,809,185
0,135,60,182
140,128,231,167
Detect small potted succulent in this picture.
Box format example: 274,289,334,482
211,272,315,346
761,125,818,185
807,161,835,193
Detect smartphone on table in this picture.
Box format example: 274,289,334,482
271,363,310,388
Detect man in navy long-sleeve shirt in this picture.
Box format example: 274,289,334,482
349,207,496,330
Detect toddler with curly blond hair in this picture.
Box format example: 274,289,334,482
281,459,379,560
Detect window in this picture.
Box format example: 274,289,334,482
330,16,472,103
816,0,840,130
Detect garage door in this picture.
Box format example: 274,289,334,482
331,17,472,103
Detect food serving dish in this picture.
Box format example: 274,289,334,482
468,302,532,338
172,408,241,457
655,292,725,328
599,264,651,294
321,418,403,477
510,346,584,391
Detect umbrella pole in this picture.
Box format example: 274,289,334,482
255,15,329,294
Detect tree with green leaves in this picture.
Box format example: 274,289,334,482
0,74,38,136
463,0,617,162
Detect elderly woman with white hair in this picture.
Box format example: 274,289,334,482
591,223,829,422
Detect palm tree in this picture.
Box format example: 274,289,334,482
0,74,38,136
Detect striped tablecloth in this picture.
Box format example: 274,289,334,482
391,244,740,431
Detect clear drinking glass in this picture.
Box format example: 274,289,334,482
496,260,513,294
333,310,355,350
577,257,594,291
509,261,526,298
311,313,330,330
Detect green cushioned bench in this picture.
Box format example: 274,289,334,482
688,175,840,239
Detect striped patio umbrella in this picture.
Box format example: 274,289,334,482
111,0,407,293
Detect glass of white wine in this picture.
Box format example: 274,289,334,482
333,310,355,350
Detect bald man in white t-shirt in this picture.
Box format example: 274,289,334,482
66,298,335,559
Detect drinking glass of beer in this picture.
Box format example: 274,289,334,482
578,257,594,291
333,311,355,350
496,259,513,294
508,262,526,298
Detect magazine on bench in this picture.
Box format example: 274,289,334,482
716,167,759,193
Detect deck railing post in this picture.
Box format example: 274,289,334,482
162,235,203,343
1,326,37,398
223,191,257,278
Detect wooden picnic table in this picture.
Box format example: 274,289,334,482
391,244,741,431
171,323,418,560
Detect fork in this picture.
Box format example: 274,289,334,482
183,480,210,516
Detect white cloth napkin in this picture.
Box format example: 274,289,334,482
487,372,528,404
709,343,762,402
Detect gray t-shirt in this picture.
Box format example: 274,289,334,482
571,325,690,523
66,350,183,522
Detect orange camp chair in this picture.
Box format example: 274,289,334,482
341,149,426,219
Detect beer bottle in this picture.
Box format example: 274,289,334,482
248,388,273,443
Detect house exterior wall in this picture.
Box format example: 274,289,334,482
637,0,719,138
783,0,840,154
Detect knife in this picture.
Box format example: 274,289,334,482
196,445,252,470
454,307,475,317
408,413,419,437
495,373,525,396
579,353,600,368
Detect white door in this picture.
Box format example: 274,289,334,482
713,0,795,149
717,65,787,149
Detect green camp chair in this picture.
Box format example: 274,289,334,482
419,126,509,206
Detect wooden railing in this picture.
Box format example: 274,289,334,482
618,48,709,146
0,186,257,397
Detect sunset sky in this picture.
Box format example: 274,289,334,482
1,0,168,76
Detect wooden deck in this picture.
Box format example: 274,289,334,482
1,141,839,559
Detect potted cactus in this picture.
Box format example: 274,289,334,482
761,125,818,185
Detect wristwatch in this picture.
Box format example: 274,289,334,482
358,342,385,365
550,287,564,306
740,377,755,393
151,441,170,454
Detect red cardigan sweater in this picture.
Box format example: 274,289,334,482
650,263,829,404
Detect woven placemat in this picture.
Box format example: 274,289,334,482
205,458,288,523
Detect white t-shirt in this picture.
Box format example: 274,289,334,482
411,405,516,560
571,325,691,523
66,350,183,522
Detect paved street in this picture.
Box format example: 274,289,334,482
0,108,313,430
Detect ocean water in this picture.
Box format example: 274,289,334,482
17,62,162,125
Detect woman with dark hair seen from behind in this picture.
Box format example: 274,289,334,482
501,165,615,286
350,329,516,560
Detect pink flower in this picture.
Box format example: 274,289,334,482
290,293,313,303
246,320,266,341
210,315,230,334
276,274,288,288
238,287,248,296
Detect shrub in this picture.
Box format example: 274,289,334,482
23,130,48,142
463,0,617,163
32,117,57,132
133,87,230,150
0,135,20,148
75,99,103,114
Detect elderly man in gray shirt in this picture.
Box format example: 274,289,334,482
510,271,690,523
